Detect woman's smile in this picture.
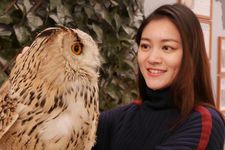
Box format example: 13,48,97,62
146,68,166,77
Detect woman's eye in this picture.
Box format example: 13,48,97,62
162,46,174,51
140,43,150,51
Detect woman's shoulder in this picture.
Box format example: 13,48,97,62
192,105,224,127
187,105,225,149
185,105,224,125
155,105,225,150
186,105,225,135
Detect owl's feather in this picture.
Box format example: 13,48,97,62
0,80,18,139
0,26,100,150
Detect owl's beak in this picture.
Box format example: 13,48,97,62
75,60,78,65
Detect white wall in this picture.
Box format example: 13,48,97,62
212,1,225,100
144,0,177,16
143,0,225,103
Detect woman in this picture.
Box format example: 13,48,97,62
93,4,225,150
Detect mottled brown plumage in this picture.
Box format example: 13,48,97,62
0,26,100,150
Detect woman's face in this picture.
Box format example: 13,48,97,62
137,18,183,90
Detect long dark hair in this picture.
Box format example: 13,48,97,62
136,4,215,122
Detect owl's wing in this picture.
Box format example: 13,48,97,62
0,80,19,139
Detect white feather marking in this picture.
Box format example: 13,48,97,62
39,114,73,141
39,100,88,141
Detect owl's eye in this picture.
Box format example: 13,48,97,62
71,43,82,55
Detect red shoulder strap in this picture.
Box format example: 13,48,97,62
132,99,142,105
194,105,212,150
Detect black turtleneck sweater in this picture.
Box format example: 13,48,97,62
92,88,225,150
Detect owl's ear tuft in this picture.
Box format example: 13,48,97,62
56,25,69,31
36,28,59,39
36,26,70,39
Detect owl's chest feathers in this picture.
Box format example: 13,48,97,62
39,99,94,142
12,81,98,143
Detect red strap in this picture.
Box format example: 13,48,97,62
132,99,142,105
194,106,212,150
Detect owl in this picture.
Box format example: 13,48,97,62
0,26,100,150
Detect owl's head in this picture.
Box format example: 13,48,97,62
10,26,100,88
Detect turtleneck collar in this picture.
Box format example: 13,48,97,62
142,87,173,109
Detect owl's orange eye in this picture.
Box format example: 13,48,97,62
71,43,82,55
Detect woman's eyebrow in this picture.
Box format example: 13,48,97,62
162,39,180,43
141,37,180,43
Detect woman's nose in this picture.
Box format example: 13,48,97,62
146,48,162,64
